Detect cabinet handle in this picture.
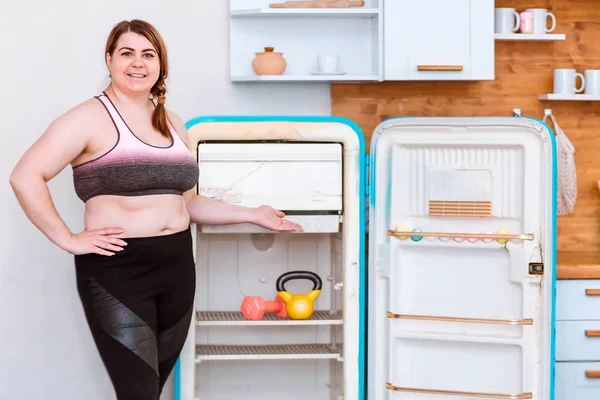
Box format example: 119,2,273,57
417,65,463,71
585,330,600,337
586,289,600,296
586,371,600,379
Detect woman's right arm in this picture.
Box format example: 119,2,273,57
9,103,125,256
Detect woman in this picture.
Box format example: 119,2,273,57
9,19,302,399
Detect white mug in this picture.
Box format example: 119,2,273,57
584,69,600,95
526,8,556,34
495,8,520,33
317,55,340,73
554,69,585,94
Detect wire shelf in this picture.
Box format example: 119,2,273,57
196,311,343,326
195,343,342,362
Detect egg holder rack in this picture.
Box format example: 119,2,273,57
388,225,534,244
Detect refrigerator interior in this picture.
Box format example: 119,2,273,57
178,118,365,400
368,118,556,400
194,231,345,400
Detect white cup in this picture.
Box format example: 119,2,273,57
554,69,585,94
317,55,340,73
526,8,556,34
584,69,600,95
495,8,520,33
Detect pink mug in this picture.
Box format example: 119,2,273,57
520,11,535,34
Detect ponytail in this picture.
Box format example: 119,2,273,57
151,81,171,139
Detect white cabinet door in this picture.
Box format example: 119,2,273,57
384,0,494,80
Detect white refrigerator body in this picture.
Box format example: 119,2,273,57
175,117,367,400
367,117,557,400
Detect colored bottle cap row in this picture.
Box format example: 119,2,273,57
394,225,512,244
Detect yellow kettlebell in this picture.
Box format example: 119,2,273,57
276,271,322,320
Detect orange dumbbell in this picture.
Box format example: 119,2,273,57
241,295,288,320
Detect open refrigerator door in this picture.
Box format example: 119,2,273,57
367,117,557,400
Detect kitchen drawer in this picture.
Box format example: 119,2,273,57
556,321,600,361
556,280,600,321
555,362,600,400
197,143,342,212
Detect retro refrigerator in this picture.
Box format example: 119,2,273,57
174,116,557,400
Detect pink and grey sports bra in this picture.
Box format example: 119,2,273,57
72,92,199,202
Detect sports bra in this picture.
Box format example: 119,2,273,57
72,92,199,202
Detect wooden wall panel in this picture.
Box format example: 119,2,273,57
332,0,600,253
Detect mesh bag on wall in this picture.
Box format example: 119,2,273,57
543,112,578,216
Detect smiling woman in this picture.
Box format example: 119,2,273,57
104,20,170,140
9,18,303,400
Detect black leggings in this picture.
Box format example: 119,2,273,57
75,227,195,400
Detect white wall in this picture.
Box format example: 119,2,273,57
0,1,330,399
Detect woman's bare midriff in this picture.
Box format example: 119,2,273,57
84,194,190,238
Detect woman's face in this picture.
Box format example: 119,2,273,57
106,32,160,95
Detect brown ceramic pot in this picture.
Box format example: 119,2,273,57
252,47,287,75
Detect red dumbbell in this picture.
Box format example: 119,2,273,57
241,295,288,320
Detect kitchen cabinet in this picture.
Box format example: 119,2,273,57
229,0,383,82
383,0,494,80
555,253,600,400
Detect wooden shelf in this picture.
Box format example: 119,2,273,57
557,252,600,279
538,94,600,101
231,74,380,82
231,7,380,18
495,33,566,41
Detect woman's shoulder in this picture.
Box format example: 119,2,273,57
70,96,107,117
53,96,108,128
44,96,109,139
166,110,190,141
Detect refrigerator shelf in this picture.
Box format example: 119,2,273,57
385,383,532,399
387,230,534,242
196,310,343,326
388,330,525,346
195,344,342,362
386,312,533,326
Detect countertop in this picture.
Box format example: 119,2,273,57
557,252,600,279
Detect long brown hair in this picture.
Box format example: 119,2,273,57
105,20,171,139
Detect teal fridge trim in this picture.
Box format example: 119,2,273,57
525,116,558,400
368,116,558,400
175,116,368,400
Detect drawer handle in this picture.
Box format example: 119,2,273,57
385,383,532,399
585,330,600,337
586,289,600,296
586,371,600,379
417,65,464,71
